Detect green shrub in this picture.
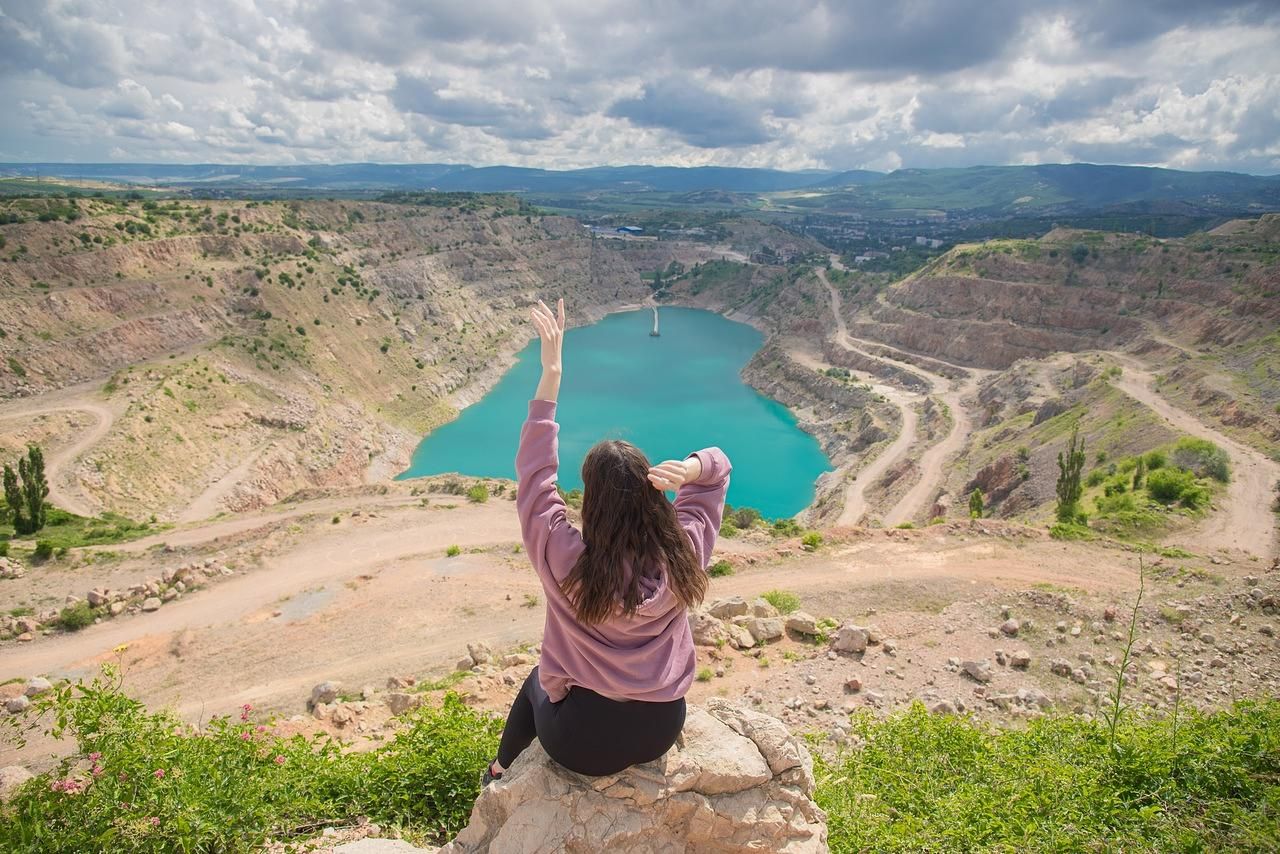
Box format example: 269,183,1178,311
1144,449,1167,470
465,484,488,503
1085,468,1107,487
1171,436,1230,483
727,505,762,529
770,518,802,537
761,589,800,614
1147,467,1200,505
708,560,734,578
54,601,95,632
32,540,54,561
0,540,7,557
718,520,739,538
695,667,713,682
800,531,823,551
0,667,501,851
817,700,1280,852
445,544,461,557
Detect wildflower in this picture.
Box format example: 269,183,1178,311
153,768,165,779
88,752,101,762
240,731,251,740
92,764,104,777
273,755,286,765
118,772,129,783
240,702,252,721
113,643,129,654
256,725,266,732
150,816,160,826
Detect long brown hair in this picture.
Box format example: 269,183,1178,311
560,440,707,625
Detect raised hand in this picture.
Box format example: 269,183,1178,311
647,456,703,491
530,298,565,375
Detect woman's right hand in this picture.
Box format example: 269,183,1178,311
530,298,565,375
647,456,703,491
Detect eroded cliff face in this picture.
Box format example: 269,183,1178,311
0,197,663,518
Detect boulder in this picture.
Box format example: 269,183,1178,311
707,597,749,620
467,642,493,666
387,692,422,716
749,598,780,619
999,619,1020,637
726,624,756,650
785,612,820,636
734,616,784,644
24,677,52,697
0,766,34,803
310,681,341,708
690,612,729,647
1009,650,1032,669
441,699,827,853
5,695,31,714
961,660,994,683
141,597,162,612
830,623,869,654
87,588,110,607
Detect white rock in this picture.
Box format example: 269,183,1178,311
831,622,869,654
0,766,34,803
707,596,749,620
141,597,162,612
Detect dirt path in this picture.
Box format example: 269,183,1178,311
0,397,115,517
1113,357,1280,559
817,268,984,526
178,443,271,523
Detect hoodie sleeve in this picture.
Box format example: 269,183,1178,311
516,399,584,585
674,447,732,570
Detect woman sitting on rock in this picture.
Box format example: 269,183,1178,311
484,298,731,782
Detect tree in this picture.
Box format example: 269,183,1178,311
5,445,48,536
1056,424,1086,522
1131,456,1147,491
1071,243,1089,264
2,464,24,533
968,487,984,519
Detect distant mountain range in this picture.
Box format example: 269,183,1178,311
2,161,1277,214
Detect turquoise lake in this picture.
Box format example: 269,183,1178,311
398,307,831,518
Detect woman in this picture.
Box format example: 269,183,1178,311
484,297,731,782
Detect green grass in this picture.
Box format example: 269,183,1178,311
761,589,800,614
5,507,163,550
708,560,734,578
817,700,1280,852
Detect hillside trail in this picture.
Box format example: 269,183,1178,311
1111,356,1279,560
817,267,983,526
178,442,273,523
0,384,118,517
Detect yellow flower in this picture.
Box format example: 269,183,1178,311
113,643,129,654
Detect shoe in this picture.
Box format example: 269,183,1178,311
481,759,503,786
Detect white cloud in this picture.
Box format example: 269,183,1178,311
0,0,1276,172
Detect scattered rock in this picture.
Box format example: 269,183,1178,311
1050,659,1072,677
141,597,162,612
5,696,31,714
440,700,827,853
86,588,110,607
1010,650,1032,669
690,611,729,647
927,699,957,715
24,677,52,697
310,681,341,709
1000,619,1020,637
726,624,756,650
831,623,869,654
749,598,780,619
961,660,994,683
0,766,34,803
785,612,819,636
707,597,749,620
387,693,422,716
466,642,492,666
734,616,784,644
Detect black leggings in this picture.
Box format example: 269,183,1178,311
496,666,686,777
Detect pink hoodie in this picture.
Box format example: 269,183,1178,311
515,399,732,703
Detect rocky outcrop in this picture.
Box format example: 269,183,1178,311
441,699,827,853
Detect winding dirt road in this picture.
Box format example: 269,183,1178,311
1113,357,1279,559
818,268,981,526
0,395,115,517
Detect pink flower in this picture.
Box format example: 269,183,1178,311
119,801,131,810
118,772,128,783
240,731,251,740
153,768,165,779
273,755,285,765
92,765,104,777
88,752,101,762
150,816,160,826
240,703,252,722
256,725,266,732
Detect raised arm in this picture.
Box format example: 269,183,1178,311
648,448,732,569
516,298,583,584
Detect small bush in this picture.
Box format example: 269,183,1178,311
55,601,95,631
445,544,461,557
466,484,488,503
770,518,802,537
1147,467,1202,506
695,667,713,682
719,521,739,538
1144,449,1167,470
1172,436,1230,483
800,531,823,551
762,589,800,614
708,560,734,578
727,505,762,529
32,540,54,562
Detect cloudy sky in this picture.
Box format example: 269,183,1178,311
2,0,1278,173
